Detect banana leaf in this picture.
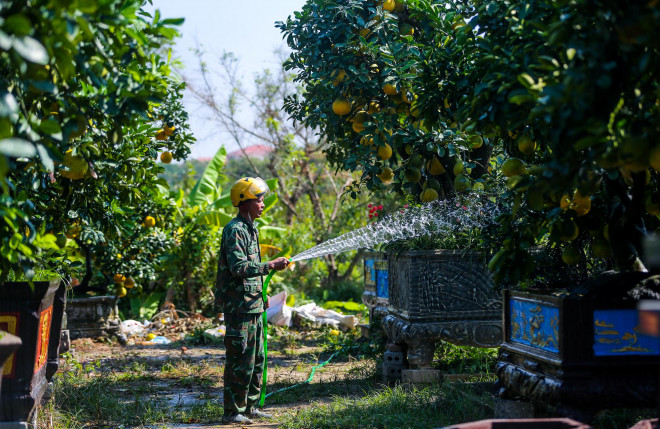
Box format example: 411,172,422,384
188,146,227,207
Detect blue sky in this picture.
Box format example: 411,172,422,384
144,0,307,159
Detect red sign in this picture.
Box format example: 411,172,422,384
0,312,20,379
34,306,52,374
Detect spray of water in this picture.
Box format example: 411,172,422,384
290,196,500,262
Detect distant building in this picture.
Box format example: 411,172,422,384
226,144,273,160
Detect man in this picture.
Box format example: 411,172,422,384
216,177,289,425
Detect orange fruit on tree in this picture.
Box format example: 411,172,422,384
164,125,176,136
573,191,591,216
382,0,395,11
592,239,611,259
559,220,579,242
160,151,173,164
117,286,127,298
427,157,446,175
404,167,421,183
377,143,393,160
352,121,366,133
332,96,352,116
60,149,89,180
421,188,438,202
452,160,464,176
144,215,156,228
517,134,537,156
113,273,124,283
332,69,347,85
453,174,471,192
469,135,483,149
377,167,394,183
383,83,398,95
501,158,525,177
124,277,135,289
156,130,167,141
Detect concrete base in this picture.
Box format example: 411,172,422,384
0,422,30,428
402,368,443,384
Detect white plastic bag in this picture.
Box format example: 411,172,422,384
266,291,293,327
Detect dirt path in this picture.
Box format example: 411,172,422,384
66,335,367,428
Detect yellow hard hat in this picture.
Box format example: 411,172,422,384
230,177,270,207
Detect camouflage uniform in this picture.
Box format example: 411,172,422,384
216,214,270,415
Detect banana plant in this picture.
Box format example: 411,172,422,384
178,145,288,249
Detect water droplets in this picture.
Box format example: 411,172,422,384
290,196,499,262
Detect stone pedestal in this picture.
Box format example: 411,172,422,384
498,279,660,413
66,296,122,340
382,250,502,368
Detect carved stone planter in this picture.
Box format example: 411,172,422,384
497,280,660,413
446,418,591,428
0,279,65,424
0,332,21,399
382,250,502,368
66,296,122,340
362,251,389,334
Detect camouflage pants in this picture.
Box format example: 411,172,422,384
223,312,264,414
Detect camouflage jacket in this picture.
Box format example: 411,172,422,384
215,214,270,314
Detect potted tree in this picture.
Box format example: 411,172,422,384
0,0,193,424
279,0,660,417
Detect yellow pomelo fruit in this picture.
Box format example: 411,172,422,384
377,143,393,160
410,153,424,168
421,188,438,202
164,125,176,136
61,149,89,180
427,157,446,175
404,167,421,183
592,239,611,259
377,167,394,182
332,97,352,116
124,277,135,288
160,151,173,164
156,130,167,141
501,158,525,178
113,273,124,283
452,160,464,176
573,191,591,217
332,69,347,85
426,178,441,191
367,102,380,114
383,83,399,95
144,216,156,228
560,194,572,210
469,135,483,149
382,0,395,11
562,246,581,265
352,121,366,133
517,134,536,156
117,286,127,298
453,174,471,192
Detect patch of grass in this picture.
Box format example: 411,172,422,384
160,359,221,388
432,341,498,374
592,408,656,429
278,382,495,429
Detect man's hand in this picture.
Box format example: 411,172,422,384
268,257,290,271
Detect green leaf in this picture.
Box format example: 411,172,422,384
188,146,227,207
36,144,54,172
12,37,49,65
195,210,233,227
262,192,278,215
0,138,36,158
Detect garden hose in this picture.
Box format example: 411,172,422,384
258,259,339,407
259,268,276,407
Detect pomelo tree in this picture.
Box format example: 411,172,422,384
280,0,660,286
0,0,193,284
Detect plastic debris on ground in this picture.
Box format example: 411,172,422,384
121,320,146,337
148,335,171,345
267,291,293,327
292,302,358,331
204,325,226,338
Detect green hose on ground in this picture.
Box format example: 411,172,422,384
259,268,276,408
258,263,339,407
